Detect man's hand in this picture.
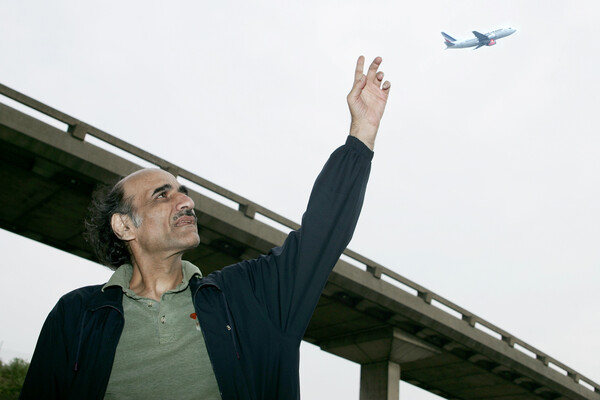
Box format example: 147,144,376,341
347,56,391,151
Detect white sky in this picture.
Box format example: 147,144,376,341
1,1,599,399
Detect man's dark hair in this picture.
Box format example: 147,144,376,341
84,179,137,270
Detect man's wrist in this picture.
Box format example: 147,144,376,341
349,121,378,151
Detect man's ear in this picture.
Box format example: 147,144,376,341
111,213,136,241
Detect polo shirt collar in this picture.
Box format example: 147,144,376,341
102,261,203,297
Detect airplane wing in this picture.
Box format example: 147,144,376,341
472,31,489,41
473,43,485,50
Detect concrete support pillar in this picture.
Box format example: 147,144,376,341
320,327,439,400
360,361,400,400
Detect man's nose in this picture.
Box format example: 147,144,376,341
176,192,195,210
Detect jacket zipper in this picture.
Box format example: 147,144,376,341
193,280,241,359
73,313,87,371
220,291,241,359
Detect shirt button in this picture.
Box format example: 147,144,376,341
226,325,231,331
161,316,166,324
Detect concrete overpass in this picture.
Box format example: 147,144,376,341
1,82,598,400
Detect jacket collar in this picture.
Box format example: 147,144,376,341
83,269,221,312
86,285,124,313
189,271,221,295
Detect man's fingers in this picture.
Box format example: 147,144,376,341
366,57,382,82
349,56,389,101
348,74,367,101
354,55,365,83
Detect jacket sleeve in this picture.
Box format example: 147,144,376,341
19,298,71,399
224,135,373,338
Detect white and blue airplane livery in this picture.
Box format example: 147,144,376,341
442,27,516,50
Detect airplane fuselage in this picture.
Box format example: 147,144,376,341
443,27,516,49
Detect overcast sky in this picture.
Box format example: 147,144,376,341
1,1,599,399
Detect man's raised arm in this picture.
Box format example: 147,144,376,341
222,56,392,337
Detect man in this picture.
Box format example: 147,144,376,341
20,56,391,399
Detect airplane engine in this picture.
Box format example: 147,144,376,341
487,39,496,46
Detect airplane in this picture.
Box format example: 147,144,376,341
442,27,516,50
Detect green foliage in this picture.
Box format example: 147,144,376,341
0,358,29,400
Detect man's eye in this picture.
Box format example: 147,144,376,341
157,192,167,199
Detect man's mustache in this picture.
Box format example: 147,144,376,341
173,209,197,223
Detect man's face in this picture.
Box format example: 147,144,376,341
120,169,200,257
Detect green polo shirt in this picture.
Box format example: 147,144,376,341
102,261,220,400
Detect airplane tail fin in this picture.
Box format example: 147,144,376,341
441,32,457,42
444,41,455,48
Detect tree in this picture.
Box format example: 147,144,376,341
0,358,29,400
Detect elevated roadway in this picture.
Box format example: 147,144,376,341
1,83,598,400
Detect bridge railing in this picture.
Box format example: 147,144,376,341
1,82,598,395
354,252,600,393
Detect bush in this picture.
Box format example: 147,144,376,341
0,358,29,400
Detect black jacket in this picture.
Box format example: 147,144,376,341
20,136,373,399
